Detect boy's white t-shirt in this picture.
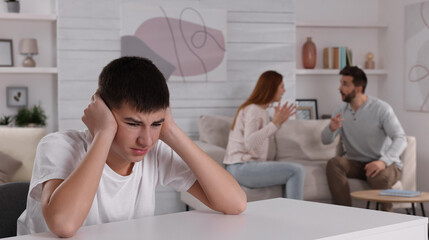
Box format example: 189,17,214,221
17,130,197,235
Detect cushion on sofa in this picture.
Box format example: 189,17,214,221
0,127,46,182
197,115,277,161
275,119,339,161
198,115,233,149
0,151,22,184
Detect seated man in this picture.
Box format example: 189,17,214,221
17,56,246,237
321,66,407,211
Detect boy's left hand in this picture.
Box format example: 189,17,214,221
159,107,177,142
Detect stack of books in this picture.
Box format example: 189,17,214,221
379,189,421,197
323,47,352,70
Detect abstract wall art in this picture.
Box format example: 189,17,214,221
405,1,429,112
121,3,227,82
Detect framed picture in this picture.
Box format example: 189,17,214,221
0,39,13,67
296,99,318,120
7,87,28,107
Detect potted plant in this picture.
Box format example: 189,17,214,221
0,115,12,126
4,0,20,13
14,104,47,127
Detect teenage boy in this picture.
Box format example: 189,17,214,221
321,66,407,211
17,57,246,237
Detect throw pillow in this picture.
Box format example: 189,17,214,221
0,151,23,184
198,115,233,148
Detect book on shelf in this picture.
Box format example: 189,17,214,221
379,189,421,197
323,46,352,70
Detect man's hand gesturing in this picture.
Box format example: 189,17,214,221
329,113,344,132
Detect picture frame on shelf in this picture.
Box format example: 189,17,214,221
296,99,318,120
7,86,28,107
0,39,14,67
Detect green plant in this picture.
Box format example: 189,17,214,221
0,115,12,125
14,104,47,127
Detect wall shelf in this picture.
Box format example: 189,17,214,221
296,23,388,29
0,13,56,21
296,69,387,76
0,67,58,74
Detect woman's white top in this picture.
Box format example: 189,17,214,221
223,104,278,165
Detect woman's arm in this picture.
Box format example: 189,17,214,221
41,95,117,237
160,108,246,214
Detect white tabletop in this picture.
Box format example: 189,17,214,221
7,198,428,240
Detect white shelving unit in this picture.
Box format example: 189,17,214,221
295,22,388,75
0,13,56,21
296,23,388,29
1,11,58,132
0,67,57,74
295,69,387,76
295,21,388,118
0,13,57,74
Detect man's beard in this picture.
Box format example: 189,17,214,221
341,89,356,103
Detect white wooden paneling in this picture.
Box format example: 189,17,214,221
202,0,294,12
58,29,119,40
58,50,120,60
228,11,295,23
58,39,120,51
228,23,295,43
227,61,295,81
168,81,257,99
57,0,121,18
228,43,295,61
58,57,115,81
59,81,98,100
171,99,243,108
58,17,120,29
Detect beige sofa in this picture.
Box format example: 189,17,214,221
0,127,46,183
180,115,417,210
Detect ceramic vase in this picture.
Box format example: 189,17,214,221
302,37,316,69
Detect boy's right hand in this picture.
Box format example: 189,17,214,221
329,113,344,132
82,93,117,137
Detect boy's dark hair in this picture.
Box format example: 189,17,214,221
98,56,170,112
340,66,367,93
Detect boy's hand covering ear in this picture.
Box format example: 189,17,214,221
159,107,176,142
82,93,118,138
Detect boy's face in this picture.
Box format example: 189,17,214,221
109,103,165,163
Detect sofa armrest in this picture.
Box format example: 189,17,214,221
194,140,226,167
0,127,46,182
400,136,416,191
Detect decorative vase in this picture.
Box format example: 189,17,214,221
302,37,316,69
6,1,20,13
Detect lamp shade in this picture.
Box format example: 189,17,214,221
19,38,38,55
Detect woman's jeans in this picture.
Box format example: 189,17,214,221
226,161,305,200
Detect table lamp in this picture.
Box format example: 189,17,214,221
19,38,38,67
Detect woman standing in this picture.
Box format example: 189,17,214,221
223,71,305,200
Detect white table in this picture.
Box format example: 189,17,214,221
7,198,428,240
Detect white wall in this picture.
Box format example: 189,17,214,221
378,0,429,213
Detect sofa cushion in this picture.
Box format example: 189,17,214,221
198,115,233,149
0,151,22,184
275,119,339,161
0,127,46,182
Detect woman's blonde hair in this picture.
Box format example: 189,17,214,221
231,70,283,130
